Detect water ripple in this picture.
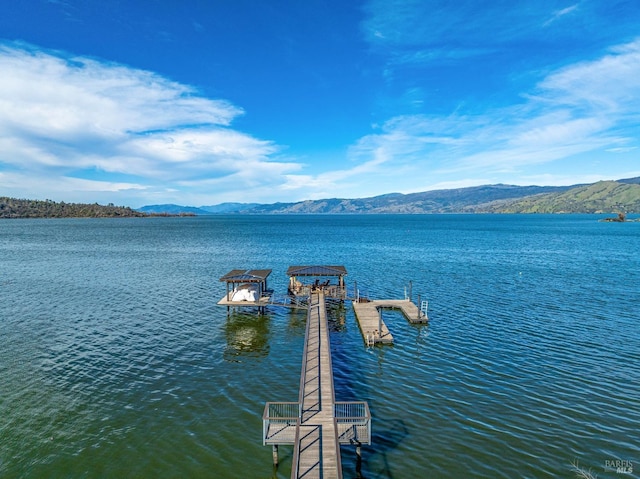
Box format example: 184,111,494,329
1,216,638,478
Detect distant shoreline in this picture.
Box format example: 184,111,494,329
0,197,196,219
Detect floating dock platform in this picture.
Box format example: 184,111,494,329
352,299,428,345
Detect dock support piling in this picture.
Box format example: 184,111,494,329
351,439,363,475
272,445,278,467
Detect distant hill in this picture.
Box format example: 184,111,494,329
244,184,574,214
237,178,639,214
138,179,640,214
200,202,262,213
136,202,263,215
1,197,147,218
8,177,638,218
617,176,640,185
482,180,640,213
137,204,210,215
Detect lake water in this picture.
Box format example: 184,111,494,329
1,214,638,478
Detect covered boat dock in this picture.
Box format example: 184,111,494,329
218,269,273,312
286,265,347,301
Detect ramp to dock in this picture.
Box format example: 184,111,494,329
263,292,371,479
292,291,341,478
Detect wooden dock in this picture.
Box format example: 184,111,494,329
352,299,428,345
263,291,371,478
293,292,341,477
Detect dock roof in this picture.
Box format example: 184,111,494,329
219,269,272,283
286,265,347,277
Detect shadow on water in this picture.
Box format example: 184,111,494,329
337,309,427,479
342,420,409,479
223,311,271,361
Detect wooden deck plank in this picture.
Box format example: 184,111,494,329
292,292,341,479
352,301,394,344
369,299,428,323
263,290,371,477
352,299,428,345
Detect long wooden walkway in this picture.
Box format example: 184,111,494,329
263,292,371,478
292,291,341,478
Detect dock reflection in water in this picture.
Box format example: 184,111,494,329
223,312,271,361
1,215,638,479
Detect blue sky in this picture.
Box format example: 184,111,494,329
1,0,639,207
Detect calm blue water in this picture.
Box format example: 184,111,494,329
1,215,638,478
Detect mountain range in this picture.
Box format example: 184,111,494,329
138,177,640,215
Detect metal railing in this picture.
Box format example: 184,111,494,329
289,421,302,478
262,402,300,445
334,401,371,445
420,299,429,318
267,293,309,308
332,417,344,479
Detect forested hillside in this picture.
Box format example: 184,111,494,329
0,197,148,218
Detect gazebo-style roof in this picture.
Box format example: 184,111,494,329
220,269,272,283
286,265,347,277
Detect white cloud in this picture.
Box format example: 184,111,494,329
0,43,298,205
119,128,280,178
342,38,640,191
0,170,147,203
537,40,640,112
2,34,639,207
543,4,579,27
0,46,240,139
